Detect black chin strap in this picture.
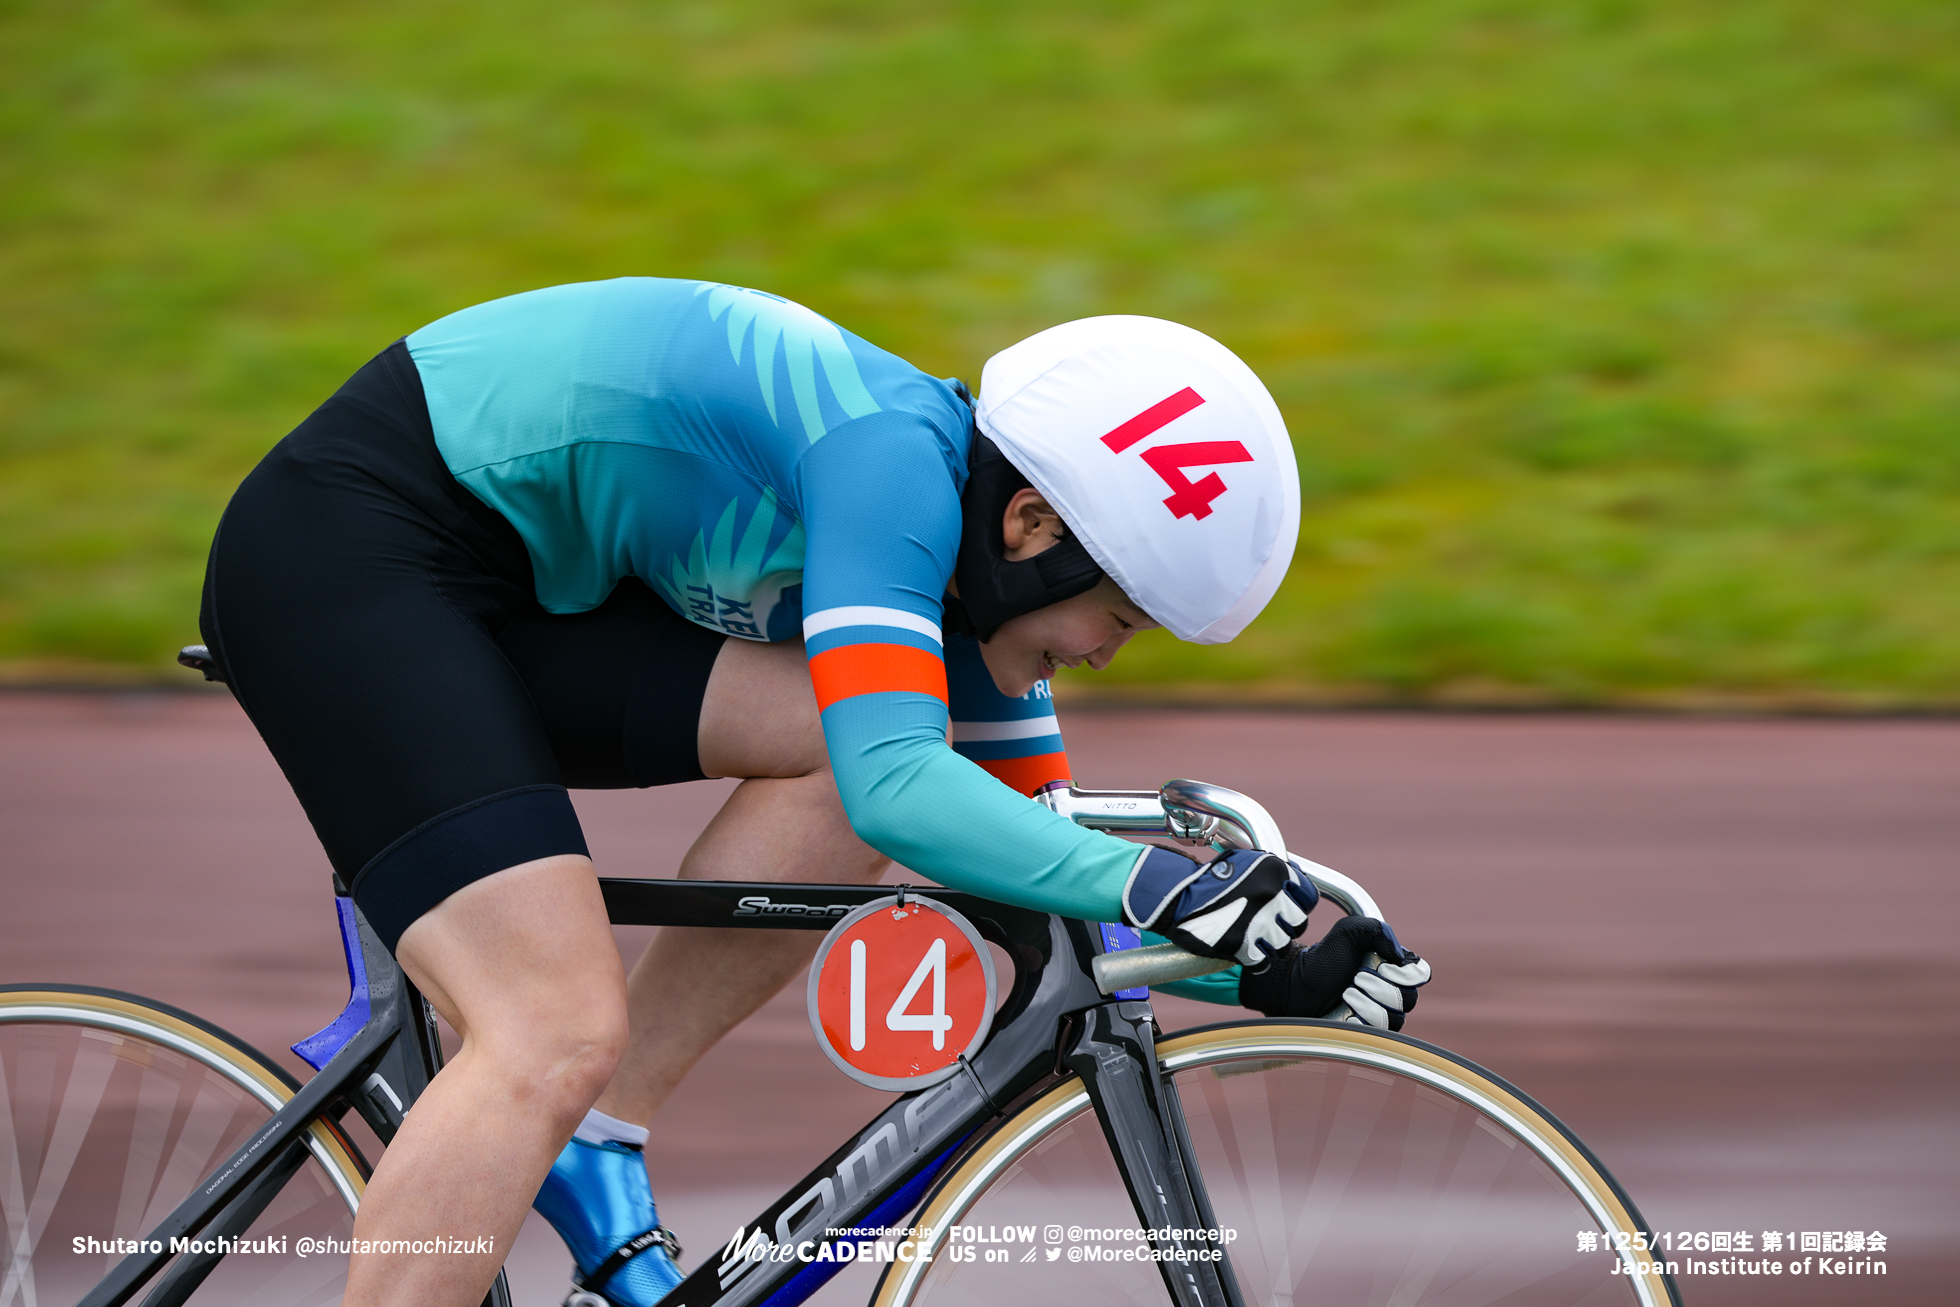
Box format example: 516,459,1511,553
948,434,1103,642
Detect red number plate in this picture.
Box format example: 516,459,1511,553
807,896,997,1090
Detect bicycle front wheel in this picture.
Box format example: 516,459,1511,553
878,1020,1677,1307
0,985,368,1306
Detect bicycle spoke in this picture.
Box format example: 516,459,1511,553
0,1050,36,1307
1,994,364,1307
114,1058,182,1244
5,1035,115,1307
888,1026,1666,1307
1178,1055,1633,1306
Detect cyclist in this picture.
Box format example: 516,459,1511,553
198,279,1430,1307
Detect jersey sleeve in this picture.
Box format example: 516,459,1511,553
945,631,1250,1004
943,634,1071,796
794,412,1141,922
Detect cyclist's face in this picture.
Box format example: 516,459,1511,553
979,575,1158,697
963,488,1159,695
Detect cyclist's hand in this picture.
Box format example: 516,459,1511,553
1123,846,1317,968
1239,915,1433,1031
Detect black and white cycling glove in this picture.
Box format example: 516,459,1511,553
1239,915,1433,1031
1123,846,1318,969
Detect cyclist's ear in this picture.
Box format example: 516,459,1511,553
1000,489,1067,560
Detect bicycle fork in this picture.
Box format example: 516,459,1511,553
1064,1001,1246,1307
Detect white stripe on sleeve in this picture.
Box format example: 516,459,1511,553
950,716,1061,742
802,606,943,645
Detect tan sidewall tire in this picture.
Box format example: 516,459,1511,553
875,1019,1675,1307
0,986,367,1211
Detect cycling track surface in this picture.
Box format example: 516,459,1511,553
2,691,1955,1306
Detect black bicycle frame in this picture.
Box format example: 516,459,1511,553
81,879,1244,1307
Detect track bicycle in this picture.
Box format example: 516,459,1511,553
1,661,1680,1307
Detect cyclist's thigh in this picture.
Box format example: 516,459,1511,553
496,576,730,789
696,637,828,780
202,344,586,952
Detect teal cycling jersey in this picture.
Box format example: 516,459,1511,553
406,278,1141,924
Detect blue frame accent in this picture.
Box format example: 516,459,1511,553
759,1141,964,1307
1097,921,1149,1000
292,897,373,1071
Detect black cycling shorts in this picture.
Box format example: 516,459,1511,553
200,341,728,951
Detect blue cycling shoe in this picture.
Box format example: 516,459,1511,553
534,1137,685,1307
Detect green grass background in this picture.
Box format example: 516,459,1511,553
3,0,1955,703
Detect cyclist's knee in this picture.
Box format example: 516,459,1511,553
469,950,628,1072
534,1008,629,1117
471,988,627,1126
394,854,628,1108
768,769,891,882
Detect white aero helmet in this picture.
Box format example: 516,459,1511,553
975,316,1299,644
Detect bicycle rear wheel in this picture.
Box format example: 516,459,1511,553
878,1020,1677,1307
0,985,367,1306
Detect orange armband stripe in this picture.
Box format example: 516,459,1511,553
810,643,949,712
976,751,1072,797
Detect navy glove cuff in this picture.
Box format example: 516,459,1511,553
1123,846,1318,966
1120,846,1211,930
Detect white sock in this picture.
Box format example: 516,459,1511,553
573,1107,651,1149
